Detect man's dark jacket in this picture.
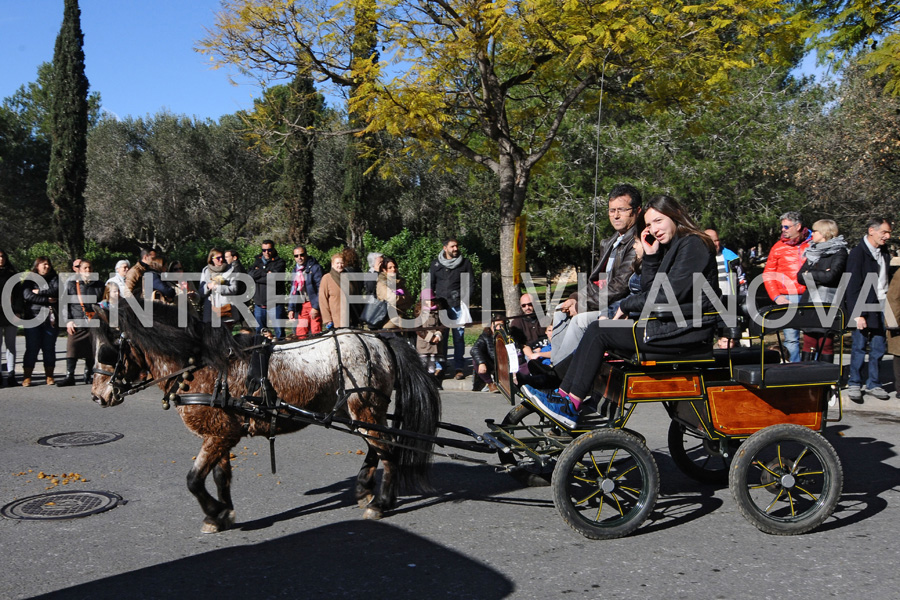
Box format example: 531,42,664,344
844,239,892,329
248,254,287,307
286,256,325,313
570,226,638,312
508,312,543,348
428,255,475,308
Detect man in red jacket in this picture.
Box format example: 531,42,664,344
763,211,811,362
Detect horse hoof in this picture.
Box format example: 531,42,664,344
200,510,235,534
357,494,374,509
201,521,221,534
363,506,383,520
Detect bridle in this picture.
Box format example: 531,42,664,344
93,332,196,405
93,332,136,403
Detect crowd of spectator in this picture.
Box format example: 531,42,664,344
2,188,900,412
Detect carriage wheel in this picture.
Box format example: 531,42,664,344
552,429,659,540
498,403,565,487
667,421,731,485
729,424,842,535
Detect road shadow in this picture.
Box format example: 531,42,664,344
238,460,549,532
816,422,900,532
635,450,725,535
33,520,514,600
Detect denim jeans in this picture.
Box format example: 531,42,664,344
254,304,286,339
781,294,801,362
446,304,466,371
23,321,57,370
849,328,886,389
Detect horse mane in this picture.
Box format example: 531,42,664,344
116,300,246,371
91,306,117,347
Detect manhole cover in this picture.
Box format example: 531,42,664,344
1,491,122,520
37,432,123,447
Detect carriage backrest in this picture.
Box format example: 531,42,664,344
493,327,515,404
745,304,845,338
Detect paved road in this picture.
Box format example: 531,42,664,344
2,378,900,599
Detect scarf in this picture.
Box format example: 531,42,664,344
803,235,847,265
437,249,463,270
292,264,305,294
329,269,344,286
781,228,811,247
207,262,229,274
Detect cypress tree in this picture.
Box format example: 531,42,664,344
280,64,321,243
47,0,89,260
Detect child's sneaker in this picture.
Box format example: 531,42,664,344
521,385,579,428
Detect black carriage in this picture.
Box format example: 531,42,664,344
486,303,846,539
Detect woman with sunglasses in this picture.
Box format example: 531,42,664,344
200,248,240,325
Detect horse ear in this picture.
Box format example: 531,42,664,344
98,345,119,366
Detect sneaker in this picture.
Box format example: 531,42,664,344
521,385,579,428
868,387,890,400
847,385,863,404
454,371,465,380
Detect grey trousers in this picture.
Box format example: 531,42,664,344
550,310,604,365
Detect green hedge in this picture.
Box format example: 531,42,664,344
362,229,483,299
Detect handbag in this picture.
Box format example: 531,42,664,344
212,303,233,321
360,299,389,328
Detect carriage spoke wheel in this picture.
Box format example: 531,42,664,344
667,421,731,485
729,424,842,535
552,429,659,540
498,403,568,487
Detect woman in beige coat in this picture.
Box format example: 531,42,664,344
320,253,352,329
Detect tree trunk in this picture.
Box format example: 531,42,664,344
497,153,528,315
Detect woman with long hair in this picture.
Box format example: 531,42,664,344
21,256,60,386
375,257,413,329
522,195,719,427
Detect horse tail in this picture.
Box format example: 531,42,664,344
385,335,441,492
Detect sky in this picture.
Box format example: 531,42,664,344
1,0,261,121
2,1,828,124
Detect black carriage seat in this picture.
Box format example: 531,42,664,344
734,304,844,389
608,313,717,367
712,346,782,367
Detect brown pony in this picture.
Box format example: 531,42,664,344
91,300,441,533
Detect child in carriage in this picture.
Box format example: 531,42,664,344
521,195,719,428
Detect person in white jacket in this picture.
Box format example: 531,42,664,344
200,248,240,325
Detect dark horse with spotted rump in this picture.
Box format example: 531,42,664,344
90,301,441,533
